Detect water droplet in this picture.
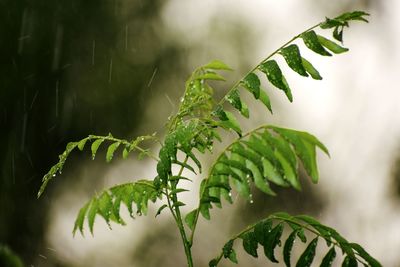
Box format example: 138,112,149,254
52,174,56,177
180,97,185,103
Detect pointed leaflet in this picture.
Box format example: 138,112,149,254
78,138,88,151
185,209,197,230
341,256,357,267
317,35,349,54
301,57,323,80
242,72,260,99
320,247,336,267
263,222,284,263
259,89,273,113
202,59,233,71
333,26,344,42
284,230,298,267
296,237,318,267
241,231,258,258
98,191,113,224
246,158,275,196
301,31,332,56
271,127,322,183
196,72,226,81
280,44,308,77
106,142,120,162
254,219,273,244
349,243,382,267
91,138,104,159
223,240,238,263
155,204,168,217
214,106,242,135
226,89,249,118
88,198,99,234
259,60,293,102
73,201,90,236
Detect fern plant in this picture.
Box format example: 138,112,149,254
38,10,382,267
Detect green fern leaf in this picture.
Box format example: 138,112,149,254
73,180,159,235
87,198,99,234
106,142,120,162
241,231,258,258
91,139,105,159
223,240,238,264
280,44,308,77
242,72,260,98
259,89,273,113
254,219,273,244
185,209,197,230
196,72,226,81
73,201,90,236
284,230,298,267
77,138,88,151
203,59,233,71
317,35,349,54
341,256,357,267
349,243,382,267
215,108,242,136
259,60,293,102
320,247,336,267
301,58,323,80
301,31,332,56
263,223,284,263
296,237,318,267
226,89,249,118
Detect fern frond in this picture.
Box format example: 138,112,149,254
73,180,161,236
209,212,381,267
186,125,329,225
209,11,369,137
38,134,158,197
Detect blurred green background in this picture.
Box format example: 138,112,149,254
1,0,399,266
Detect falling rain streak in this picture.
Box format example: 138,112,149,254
21,113,28,152
125,25,129,51
12,153,15,184
55,81,59,117
30,90,38,110
109,58,113,83
92,40,96,65
147,68,158,87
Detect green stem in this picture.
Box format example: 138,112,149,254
167,155,194,267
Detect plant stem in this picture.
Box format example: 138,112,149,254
166,155,194,267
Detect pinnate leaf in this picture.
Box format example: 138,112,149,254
203,59,233,70
259,60,293,102
301,30,332,56
280,44,308,77
317,35,349,54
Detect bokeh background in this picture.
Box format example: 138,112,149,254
1,0,400,266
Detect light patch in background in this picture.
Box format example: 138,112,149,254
47,0,400,266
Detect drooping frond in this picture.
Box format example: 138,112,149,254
38,134,158,197
211,11,369,136
209,212,382,267
73,180,161,236
185,126,329,226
